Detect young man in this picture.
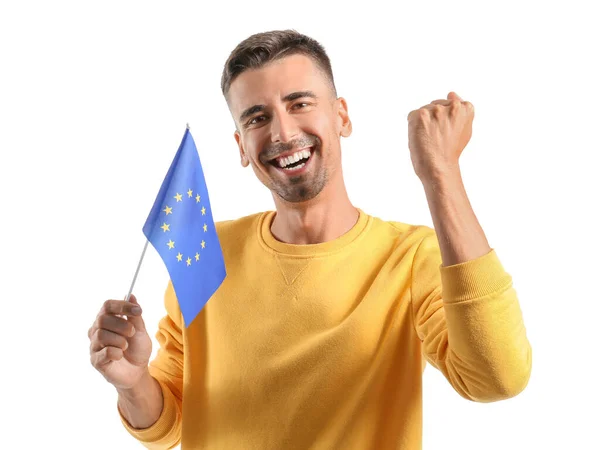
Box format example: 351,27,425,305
88,30,532,449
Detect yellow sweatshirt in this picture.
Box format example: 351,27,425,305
119,209,532,449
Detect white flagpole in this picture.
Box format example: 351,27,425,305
125,123,189,302
125,239,149,302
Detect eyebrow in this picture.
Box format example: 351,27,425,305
238,90,318,123
283,90,317,102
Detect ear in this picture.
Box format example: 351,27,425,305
234,130,250,167
336,97,352,138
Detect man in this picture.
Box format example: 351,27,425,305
89,30,532,449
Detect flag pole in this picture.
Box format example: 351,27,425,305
125,124,189,303
125,239,149,302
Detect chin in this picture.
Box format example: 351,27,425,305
274,177,328,204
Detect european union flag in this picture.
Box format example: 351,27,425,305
143,126,226,327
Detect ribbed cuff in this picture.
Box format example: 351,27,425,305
118,379,180,444
439,249,513,303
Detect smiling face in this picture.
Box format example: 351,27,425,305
227,54,352,203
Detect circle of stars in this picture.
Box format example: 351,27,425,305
160,189,208,267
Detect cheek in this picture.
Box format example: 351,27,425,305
300,111,336,143
247,141,272,174
242,138,263,164
313,111,335,131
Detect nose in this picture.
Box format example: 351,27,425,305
270,108,299,144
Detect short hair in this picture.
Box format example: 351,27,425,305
221,29,337,100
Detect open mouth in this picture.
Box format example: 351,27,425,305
269,147,314,171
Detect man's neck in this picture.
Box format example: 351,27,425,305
269,183,359,245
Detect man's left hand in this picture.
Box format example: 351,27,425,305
407,92,474,181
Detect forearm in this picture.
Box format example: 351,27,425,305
420,170,531,399
421,169,491,266
117,369,164,429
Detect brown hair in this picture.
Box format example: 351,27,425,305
221,29,337,100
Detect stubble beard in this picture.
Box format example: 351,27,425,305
274,160,328,203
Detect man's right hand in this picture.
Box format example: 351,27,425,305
89,294,153,390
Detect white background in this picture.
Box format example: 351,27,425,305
1,0,599,448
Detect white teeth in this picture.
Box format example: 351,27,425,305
276,148,312,168
283,162,306,170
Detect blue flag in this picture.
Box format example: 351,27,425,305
143,127,226,327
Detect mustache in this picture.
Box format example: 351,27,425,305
259,135,319,162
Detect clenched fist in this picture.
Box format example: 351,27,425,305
407,91,474,181
88,294,152,390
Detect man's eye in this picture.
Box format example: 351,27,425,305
293,103,309,109
249,116,266,125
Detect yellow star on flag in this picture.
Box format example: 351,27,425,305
174,193,183,202
186,257,192,266
176,252,183,261
201,240,206,249
161,223,170,232
201,206,206,215
163,206,172,215
195,252,200,261
187,189,193,198
167,240,175,249
203,223,208,232
195,194,201,203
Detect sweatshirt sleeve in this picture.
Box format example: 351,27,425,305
119,281,184,449
410,230,532,402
